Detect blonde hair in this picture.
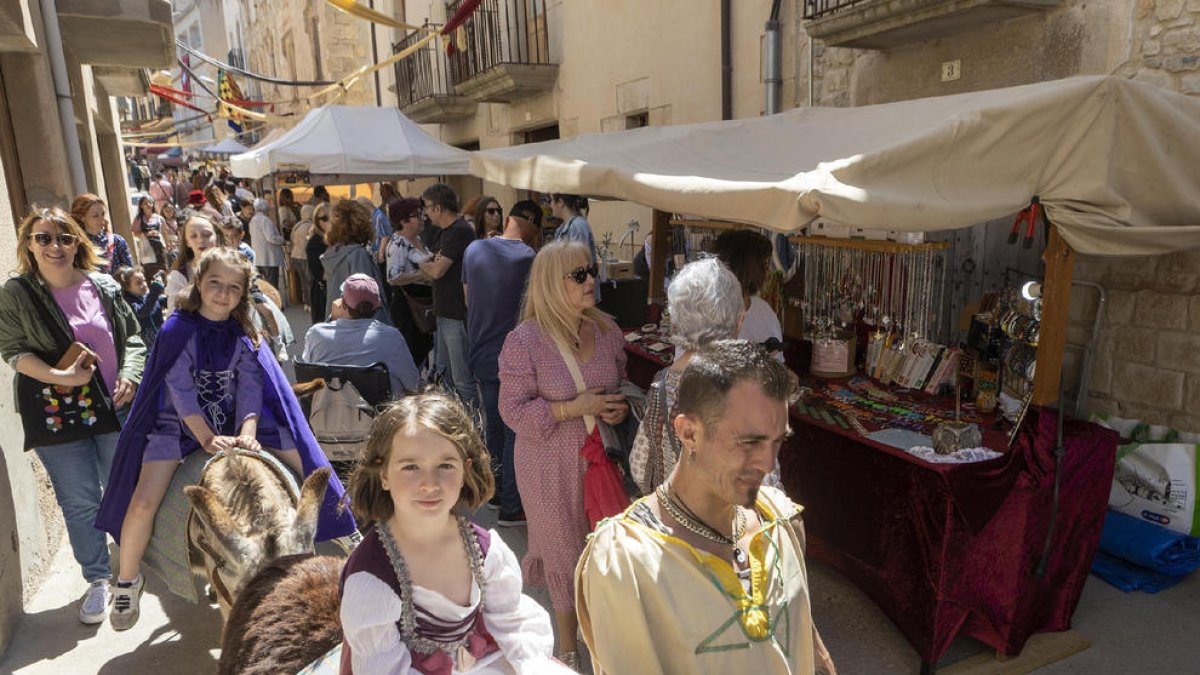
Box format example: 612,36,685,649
176,247,261,346
347,389,494,524
520,240,611,349
15,207,101,275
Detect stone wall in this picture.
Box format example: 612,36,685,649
242,0,376,116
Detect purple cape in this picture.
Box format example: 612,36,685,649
95,311,356,542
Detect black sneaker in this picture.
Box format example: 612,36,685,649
486,493,502,511
497,509,527,527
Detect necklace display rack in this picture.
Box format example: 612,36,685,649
790,236,950,384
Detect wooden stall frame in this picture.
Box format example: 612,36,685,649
1031,225,1075,406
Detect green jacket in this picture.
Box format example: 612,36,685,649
0,272,146,385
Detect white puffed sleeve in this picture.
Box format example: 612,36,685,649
480,530,565,673
340,571,414,674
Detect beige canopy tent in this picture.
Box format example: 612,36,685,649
470,76,1200,257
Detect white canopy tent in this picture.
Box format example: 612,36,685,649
201,137,250,157
231,105,471,184
470,76,1200,256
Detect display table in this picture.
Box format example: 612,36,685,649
623,339,1118,670
781,398,1117,671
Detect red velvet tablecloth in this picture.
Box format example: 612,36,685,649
781,404,1117,665
624,342,1118,665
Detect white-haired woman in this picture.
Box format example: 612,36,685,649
249,197,284,288
629,257,747,495
498,240,628,667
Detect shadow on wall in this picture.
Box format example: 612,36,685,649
0,443,22,652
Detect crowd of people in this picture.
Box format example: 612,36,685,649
2,165,835,673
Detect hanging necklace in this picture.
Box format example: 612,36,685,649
656,482,746,549
378,516,487,662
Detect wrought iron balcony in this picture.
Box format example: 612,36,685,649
392,27,476,124
803,0,1061,50
446,0,558,103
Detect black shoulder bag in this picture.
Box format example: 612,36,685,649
15,277,121,450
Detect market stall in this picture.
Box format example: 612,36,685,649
229,104,472,308
230,104,471,184
470,76,1200,671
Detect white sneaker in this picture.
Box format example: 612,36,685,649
79,579,111,625
110,574,145,631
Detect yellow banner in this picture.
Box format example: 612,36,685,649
307,30,439,104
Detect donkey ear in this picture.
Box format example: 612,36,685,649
286,467,331,552
184,485,261,562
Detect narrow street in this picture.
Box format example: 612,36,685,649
2,307,1199,673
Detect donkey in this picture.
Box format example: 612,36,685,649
218,553,344,675
183,450,332,618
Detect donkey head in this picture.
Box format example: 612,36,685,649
185,456,332,614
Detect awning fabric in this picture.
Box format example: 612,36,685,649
470,76,1200,256
231,105,471,184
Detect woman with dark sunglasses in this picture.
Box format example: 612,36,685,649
497,240,629,667
306,202,331,325
0,207,145,627
472,195,504,240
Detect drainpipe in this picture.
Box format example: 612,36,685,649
39,0,88,195
764,0,783,114
720,0,731,120
369,0,382,106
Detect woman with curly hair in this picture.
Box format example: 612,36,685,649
320,198,390,323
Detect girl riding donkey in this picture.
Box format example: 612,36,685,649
96,247,356,630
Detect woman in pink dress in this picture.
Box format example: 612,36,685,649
498,240,629,669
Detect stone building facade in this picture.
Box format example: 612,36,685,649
240,0,393,116
402,0,1197,431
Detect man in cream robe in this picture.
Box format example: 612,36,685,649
576,341,836,675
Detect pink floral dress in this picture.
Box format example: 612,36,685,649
498,318,627,613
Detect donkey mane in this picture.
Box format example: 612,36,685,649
207,455,295,560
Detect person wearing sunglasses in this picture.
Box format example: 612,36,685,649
306,202,332,325
462,200,542,525
498,239,629,666
385,197,434,370
551,193,599,303
0,207,146,626
471,195,505,240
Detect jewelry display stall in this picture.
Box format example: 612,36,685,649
626,213,1117,673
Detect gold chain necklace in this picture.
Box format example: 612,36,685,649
656,482,746,548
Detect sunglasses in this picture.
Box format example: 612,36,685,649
485,207,502,215
30,232,79,248
564,264,598,284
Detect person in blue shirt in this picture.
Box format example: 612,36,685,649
551,193,599,302
302,274,419,398
462,200,542,524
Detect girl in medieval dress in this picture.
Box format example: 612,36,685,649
95,247,356,631
339,390,571,674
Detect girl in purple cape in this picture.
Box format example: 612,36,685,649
96,247,355,630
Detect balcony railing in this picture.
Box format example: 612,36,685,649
393,25,477,122
803,0,869,20
445,0,557,102
393,28,448,109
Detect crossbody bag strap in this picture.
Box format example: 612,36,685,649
15,276,74,356
554,337,596,434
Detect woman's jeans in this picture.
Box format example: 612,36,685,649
33,430,121,582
